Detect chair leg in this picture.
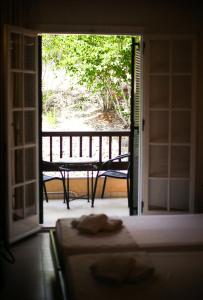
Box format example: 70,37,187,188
63,171,66,203
127,178,130,207
66,172,70,208
62,175,70,209
87,170,90,202
92,175,99,207
43,182,49,203
101,176,107,198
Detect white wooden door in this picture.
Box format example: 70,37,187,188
5,25,40,242
143,35,196,213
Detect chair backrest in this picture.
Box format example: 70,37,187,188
101,153,130,173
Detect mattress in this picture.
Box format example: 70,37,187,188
122,214,203,250
55,218,139,257
64,251,203,300
55,214,203,257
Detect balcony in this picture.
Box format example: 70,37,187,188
42,130,130,199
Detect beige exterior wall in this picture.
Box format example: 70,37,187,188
44,177,128,200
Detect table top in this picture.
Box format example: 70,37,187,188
57,158,99,171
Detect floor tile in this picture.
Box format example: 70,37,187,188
0,233,59,300
43,198,129,227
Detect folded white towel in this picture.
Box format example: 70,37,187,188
71,214,108,234
103,218,123,232
71,214,123,234
90,254,134,283
90,253,154,284
127,255,154,283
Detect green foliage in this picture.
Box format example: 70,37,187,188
42,34,139,127
45,111,57,126
42,90,62,113
73,96,89,111
42,90,54,110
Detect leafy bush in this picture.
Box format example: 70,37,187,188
42,34,140,128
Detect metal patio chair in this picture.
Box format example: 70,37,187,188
92,153,130,207
42,160,70,209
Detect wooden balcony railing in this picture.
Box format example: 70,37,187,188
42,130,130,168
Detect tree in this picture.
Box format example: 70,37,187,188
42,34,136,127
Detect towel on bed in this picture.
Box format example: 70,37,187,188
90,253,154,284
71,214,123,234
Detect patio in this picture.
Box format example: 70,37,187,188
43,198,129,227
42,130,130,226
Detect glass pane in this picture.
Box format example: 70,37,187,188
171,146,190,178
10,33,21,69
170,180,189,211
24,111,36,144
13,111,23,146
172,40,192,73
25,183,36,217
171,111,191,143
150,40,170,73
14,149,24,184
13,186,24,221
149,179,168,210
149,145,168,177
150,111,169,143
25,147,36,181
172,76,191,108
11,73,23,108
150,76,169,108
24,73,36,107
24,36,36,71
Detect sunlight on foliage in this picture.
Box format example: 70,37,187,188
42,34,140,128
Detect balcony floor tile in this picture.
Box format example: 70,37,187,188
43,198,129,227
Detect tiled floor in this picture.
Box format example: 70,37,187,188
43,198,129,227
0,233,62,300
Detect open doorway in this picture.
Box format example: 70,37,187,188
41,34,142,227
4,25,196,242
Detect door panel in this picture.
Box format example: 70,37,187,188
143,35,196,213
130,37,142,215
5,25,40,243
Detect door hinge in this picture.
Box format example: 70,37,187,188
142,119,145,131
141,200,144,212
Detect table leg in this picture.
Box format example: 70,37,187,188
66,170,70,209
91,168,94,203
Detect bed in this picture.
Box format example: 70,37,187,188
50,214,203,300
55,217,139,258
64,251,203,300
55,214,203,256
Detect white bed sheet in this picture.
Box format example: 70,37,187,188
65,251,203,300
55,218,139,257
55,214,203,256
122,214,203,249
